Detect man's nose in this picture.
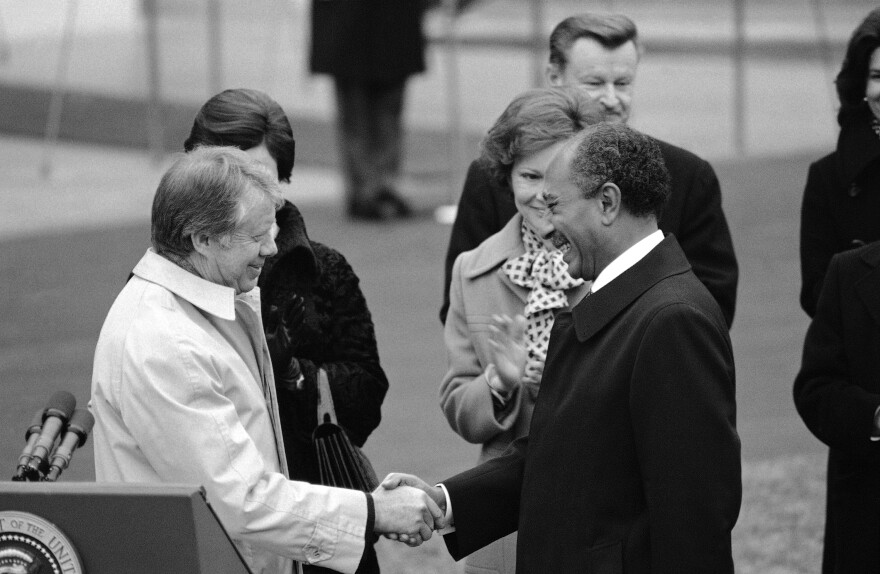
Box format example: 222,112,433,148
262,235,278,258
598,83,619,107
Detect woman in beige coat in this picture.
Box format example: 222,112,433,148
439,87,598,574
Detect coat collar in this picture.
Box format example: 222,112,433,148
837,115,880,185
855,242,880,327
132,248,255,321
572,235,691,342
259,200,319,292
461,214,525,279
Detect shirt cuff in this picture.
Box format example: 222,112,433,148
364,492,375,536
436,483,456,534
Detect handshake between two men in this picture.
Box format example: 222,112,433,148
372,473,447,547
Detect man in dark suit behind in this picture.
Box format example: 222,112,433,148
388,123,742,572
794,241,880,573
441,12,738,327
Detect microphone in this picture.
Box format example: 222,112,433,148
44,408,94,482
23,391,76,481
11,408,47,481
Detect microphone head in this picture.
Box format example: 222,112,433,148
67,409,95,446
43,391,76,421
26,408,46,437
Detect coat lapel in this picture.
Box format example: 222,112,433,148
572,235,692,342
855,244,880,328
462,214,530,304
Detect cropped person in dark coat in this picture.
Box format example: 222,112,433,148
310,0,426,220
441,13,738,327
185,88,389,574
794,241,880,574
799,7,880,318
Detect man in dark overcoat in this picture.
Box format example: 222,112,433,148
386,123,742,572
440,12,738,327
794,241,880,573
310,0,425,220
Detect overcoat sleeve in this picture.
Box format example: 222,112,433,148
441,436,527,559
676,159,739,328
799,160,837,318
794,253,880,458
439,254,524,444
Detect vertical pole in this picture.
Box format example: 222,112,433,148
732,0,746,156
40,0,79,179
441,0,465,213
809,0,837,108
530,0,544,88
207,0,223,94
144,0,164,162
0,6,11,63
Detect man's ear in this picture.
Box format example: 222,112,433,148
190,232,213,257
546,63,564,86
597,183,622,225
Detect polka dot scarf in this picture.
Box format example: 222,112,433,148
502,222,584,363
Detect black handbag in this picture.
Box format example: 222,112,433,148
312,369,379,492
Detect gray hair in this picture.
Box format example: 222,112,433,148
568,123,670,219
151,146,283,261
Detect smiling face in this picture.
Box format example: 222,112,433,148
510,140,567,241
542,145,606,281
200,187,279,294
867,46,880,120
549,37,638,124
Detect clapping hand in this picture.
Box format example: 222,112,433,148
265,295,306,381
372,474,446,547
487,314,529,392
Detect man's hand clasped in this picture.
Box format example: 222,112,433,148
372,473,448,547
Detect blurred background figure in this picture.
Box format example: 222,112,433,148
440,12,738,328
799,7,880,318
310,0,426,221
439,86,596,574
185,88,389,574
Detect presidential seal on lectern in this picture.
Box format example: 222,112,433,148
0,510,83,574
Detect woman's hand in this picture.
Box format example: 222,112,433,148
487,314,529,391
265,295,306,384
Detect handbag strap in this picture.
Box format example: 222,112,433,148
316,368,338,425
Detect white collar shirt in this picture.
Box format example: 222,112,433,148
590,230,665,293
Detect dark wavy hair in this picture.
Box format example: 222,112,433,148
479,86,602,189
184,88,296,182
836,8,880,126
548,13,642,71
569,123,670,219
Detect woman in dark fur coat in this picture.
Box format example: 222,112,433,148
185,88,389,574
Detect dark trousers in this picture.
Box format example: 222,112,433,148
333,78,406,209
